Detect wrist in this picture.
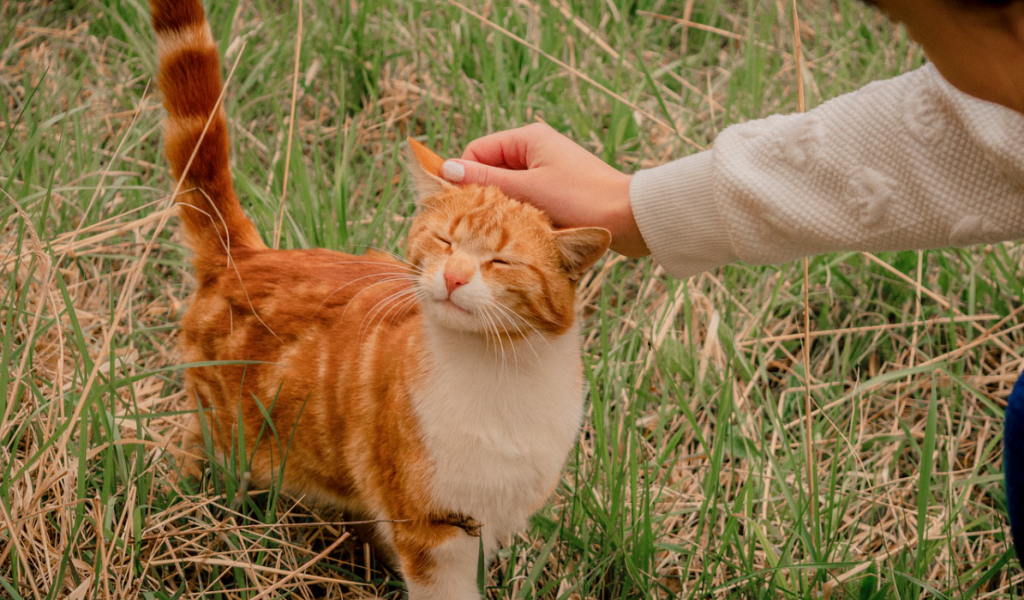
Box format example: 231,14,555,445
605,172,650,257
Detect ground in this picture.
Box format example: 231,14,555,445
1,0,1021,598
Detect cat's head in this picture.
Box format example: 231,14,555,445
404,138,610,338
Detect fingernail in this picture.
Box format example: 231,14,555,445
442,160,465,182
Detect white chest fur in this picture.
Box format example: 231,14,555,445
412,322,585,541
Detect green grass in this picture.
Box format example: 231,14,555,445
2,0,1021,597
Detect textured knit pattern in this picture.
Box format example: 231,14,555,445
631,64,1024,280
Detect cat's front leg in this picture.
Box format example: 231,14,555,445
392,518,486,600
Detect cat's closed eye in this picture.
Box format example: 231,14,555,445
489,258,511,266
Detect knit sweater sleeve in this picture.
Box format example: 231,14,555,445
630,64,1024,280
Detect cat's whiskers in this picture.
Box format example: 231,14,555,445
350,281,420,344
472,306,499,375
361,287,422,341
389,287,434,334
384,292,423,329
339,275,417,325
478,305,511,379
356,291,411,343
358,245,422,271
314,270,417,316
489,306,513,378
485,300,526,338
320,260,423,274
492,308,521,376
499,305,540,362
355,285,421,342
371,285,421,324
488,299,546,362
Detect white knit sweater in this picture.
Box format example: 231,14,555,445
630,64,1024,280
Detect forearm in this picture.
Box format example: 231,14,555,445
631,64,1024,279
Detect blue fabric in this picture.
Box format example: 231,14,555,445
1007,372,1024,563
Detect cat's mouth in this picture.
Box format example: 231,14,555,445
439,298,472,315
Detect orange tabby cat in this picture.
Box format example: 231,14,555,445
150,0,610,597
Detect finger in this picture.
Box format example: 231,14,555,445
460,127,537,170
442,159,528,197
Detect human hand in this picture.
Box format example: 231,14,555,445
440,123,650,257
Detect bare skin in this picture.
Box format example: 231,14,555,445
440,124,641,256
441,0,1024,258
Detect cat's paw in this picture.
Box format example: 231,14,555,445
431,512,483,537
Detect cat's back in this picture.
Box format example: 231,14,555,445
183,246,418,345
180,246,420,424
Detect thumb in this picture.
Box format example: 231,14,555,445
442,159,525,196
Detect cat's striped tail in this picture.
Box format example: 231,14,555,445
150,0,264,269
1007,372,1024,564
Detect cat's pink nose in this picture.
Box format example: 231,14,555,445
444,271,469,296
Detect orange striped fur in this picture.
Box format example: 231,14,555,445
150,0,263,275
151,2,610,597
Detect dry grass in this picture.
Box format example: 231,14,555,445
2,0,1022,598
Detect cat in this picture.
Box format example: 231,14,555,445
149,0,611,597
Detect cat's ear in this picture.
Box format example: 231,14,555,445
552,227,612,280
406,137,454,204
